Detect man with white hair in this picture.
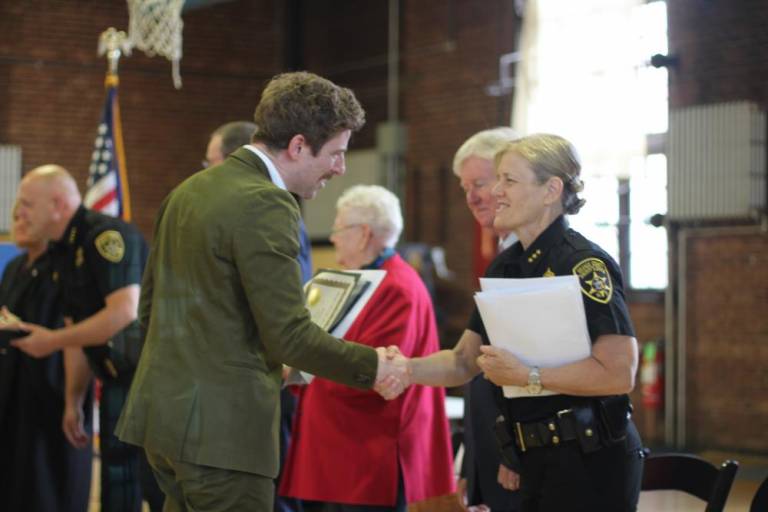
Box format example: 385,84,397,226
453,127,521,512
5,164,159,511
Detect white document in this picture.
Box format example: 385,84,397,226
474,275,591,398
285,269,387,386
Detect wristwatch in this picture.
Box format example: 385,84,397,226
526,366,542,395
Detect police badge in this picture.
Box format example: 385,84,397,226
95,230,125,263
572,257,613,304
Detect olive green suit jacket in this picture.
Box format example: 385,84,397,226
116,148,378,477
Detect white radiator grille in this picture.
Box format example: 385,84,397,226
0,145,22,233
668,101,766,220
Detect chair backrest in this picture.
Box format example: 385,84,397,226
750,474,768,512
641,453,739,512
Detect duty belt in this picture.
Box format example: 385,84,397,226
514,408,598,452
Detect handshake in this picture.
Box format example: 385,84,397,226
373,346,411,400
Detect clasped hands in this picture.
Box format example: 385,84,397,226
373,343,530,400
373,346,412,400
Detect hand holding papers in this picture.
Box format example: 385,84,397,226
474,276,591,398
0,306,28,348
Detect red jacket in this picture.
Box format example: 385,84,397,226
279,254,455,505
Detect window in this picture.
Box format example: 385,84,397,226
512,0,668,289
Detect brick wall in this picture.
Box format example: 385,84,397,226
0,0,281,237
401,0,519,293
667,0,768,452
683,230,768,451
667,0,768,109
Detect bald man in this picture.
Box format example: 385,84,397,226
4,165,160,511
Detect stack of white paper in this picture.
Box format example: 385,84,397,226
474,275,591,398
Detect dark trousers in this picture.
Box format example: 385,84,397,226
100,379,164,512
463,375,520,511
0,363,93,512
276,388,303,512
517,437,643,512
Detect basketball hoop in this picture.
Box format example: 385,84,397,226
126,0,185,89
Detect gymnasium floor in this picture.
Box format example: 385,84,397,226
88,450,767,511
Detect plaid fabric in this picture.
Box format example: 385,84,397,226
99,379,142,512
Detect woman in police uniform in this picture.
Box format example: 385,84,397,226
405,133,643,512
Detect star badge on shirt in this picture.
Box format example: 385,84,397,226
572,257,613,304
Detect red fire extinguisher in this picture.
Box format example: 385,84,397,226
640,340,664,410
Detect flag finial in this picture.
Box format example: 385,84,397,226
98,28,132,76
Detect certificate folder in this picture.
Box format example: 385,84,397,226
285,269,387,386
303,269,362,333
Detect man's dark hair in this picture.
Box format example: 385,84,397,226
212,121,257,158
252,72,365,155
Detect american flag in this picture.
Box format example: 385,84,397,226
84,74,131,221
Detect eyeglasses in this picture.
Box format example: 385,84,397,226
329,224,363,236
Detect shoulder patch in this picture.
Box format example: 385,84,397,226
572,257,613,304
95,230,125,263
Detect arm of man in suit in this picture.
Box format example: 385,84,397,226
233,189,391,391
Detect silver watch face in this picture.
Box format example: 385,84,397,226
527,368,542,394
526,382,542,394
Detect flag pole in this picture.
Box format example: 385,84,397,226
96,28,133,221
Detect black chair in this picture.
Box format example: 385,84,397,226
750,474,768,512
641,452,739,512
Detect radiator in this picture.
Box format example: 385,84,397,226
0,145,22,233
668,101,766,220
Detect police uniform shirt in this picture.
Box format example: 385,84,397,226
467,215,635,423
52,205,147,378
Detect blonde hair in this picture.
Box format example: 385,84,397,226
495,133,586,214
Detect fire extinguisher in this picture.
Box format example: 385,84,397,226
640,340,664,410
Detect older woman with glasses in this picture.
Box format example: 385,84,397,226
280,185,455,512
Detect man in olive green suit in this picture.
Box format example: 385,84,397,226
116,72,409,511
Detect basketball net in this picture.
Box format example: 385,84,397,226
126,0,185,89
